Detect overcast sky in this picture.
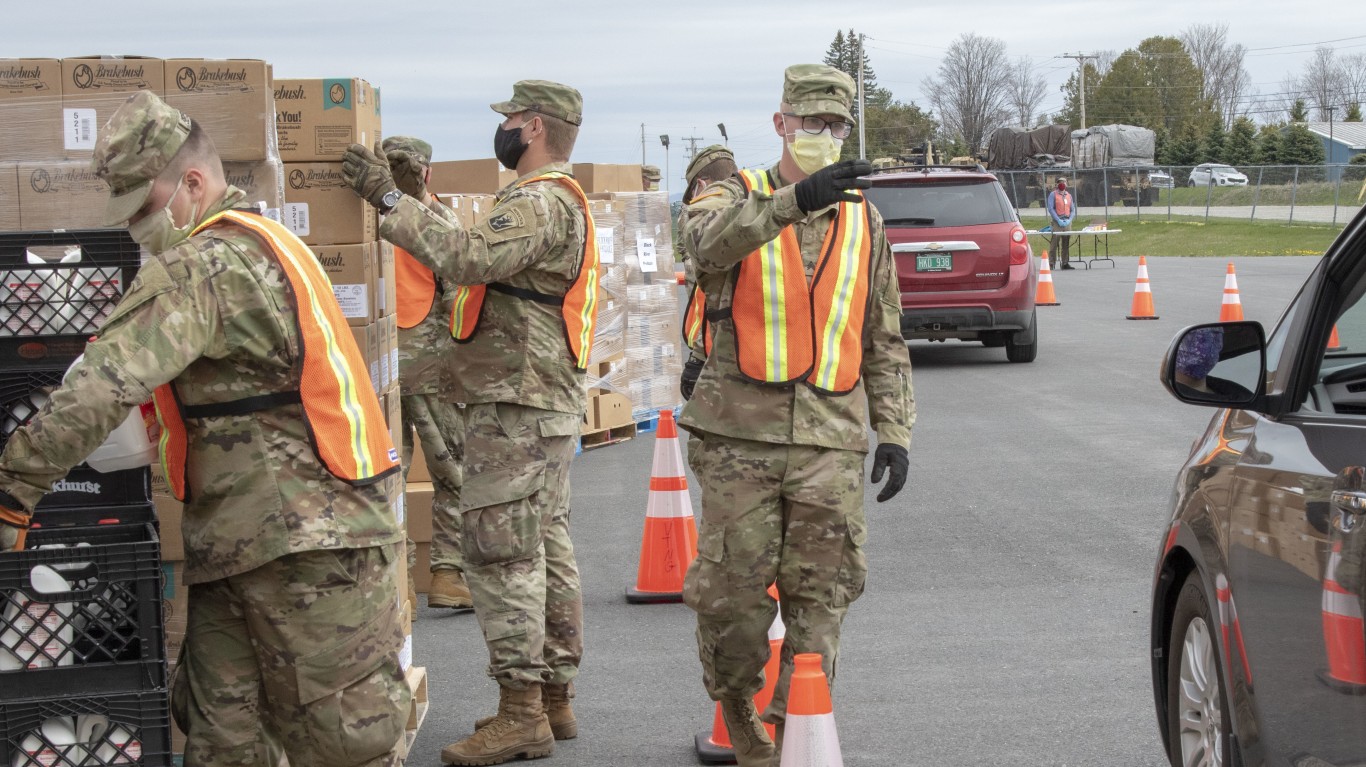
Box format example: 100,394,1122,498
8,1,1366,190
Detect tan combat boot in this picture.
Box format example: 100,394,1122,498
720,698,776,767
428,568,473,609
441,684,553,765
476,681,577,740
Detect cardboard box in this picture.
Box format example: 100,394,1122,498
274,78,381,162
406,480,434,543
312,243,376,326
386,389,403,461
162,559,189,662
594,391,633,430
0,163,18,231
376,240,396,320
349,322,381,393
164,59,272,161
406,425,430,483
413,542,432,593
378,318,392,391
17,160,110,230
284,162,376,245
617,164,645,192
0,59,63,161
428,159,515,195
149,462,185,562
222,157,284,217
384,314,399,394
573,163,646,193
61,57,164,158
436,193,496,230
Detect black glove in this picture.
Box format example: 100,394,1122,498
0,490,30,551
869,444,909,503
342,141,399,209
793,159,873,213
385,148,428,199
680,356,704,401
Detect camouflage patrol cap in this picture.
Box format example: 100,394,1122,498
490,80,583,126
782,64,855,122
684,145,735,186
382,135,433,164
92,90,193,226
642,165,661,182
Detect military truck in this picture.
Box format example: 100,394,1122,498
986,124,1160,208
984,125,1071,208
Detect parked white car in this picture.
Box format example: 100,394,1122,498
1188,163,1249,187
1148,169,1175,188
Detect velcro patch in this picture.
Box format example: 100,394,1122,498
488,212,519,232
480,197,539,243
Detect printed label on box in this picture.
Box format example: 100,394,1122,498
636,235,657,273
332,284,369,318
399,633,413,671
597,227,616,263
283,203,310,236
63,109,97,151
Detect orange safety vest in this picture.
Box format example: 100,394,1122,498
447,172,600,370
395,245,437,330
152,210,399,502
716,169,873,395
1053,189,1072,218
682,284,712,356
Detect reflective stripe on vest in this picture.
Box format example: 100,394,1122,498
395,245,437,329
728,169,873,395
1053,190,1072,218
152,210,400,501
682,284,712,356
448,172,600,370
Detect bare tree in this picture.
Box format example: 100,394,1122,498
1180,23,1252,128
1341,52,1366,111
1301,46,1347,119
923,33,1012,154
1005,57,1049,126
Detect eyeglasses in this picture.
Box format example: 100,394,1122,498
782,113,854,140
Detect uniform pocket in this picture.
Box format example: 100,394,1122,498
683,523,731,617
459,466,547,566
537,412,581,439
832,524,869,608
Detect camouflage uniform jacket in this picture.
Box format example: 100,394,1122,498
379,161,590,416
397,197,461,396
680,164,914,452
0,188,402,585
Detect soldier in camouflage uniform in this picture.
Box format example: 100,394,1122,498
642,164,661,192
343,80,590,766
677,144,736,400
0,91,409,767
381,136,473,612
679,65,915,767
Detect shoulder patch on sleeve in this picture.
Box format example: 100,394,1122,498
478,196,541,244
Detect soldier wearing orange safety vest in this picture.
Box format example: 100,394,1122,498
380,136,473,613
1046,179,1075,270
678,65,915,767
344,80,595,766
678,144,737,400
0,91,409,767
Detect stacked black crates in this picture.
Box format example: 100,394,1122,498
0,230,169,767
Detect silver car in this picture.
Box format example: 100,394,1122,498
1188,163,1249,187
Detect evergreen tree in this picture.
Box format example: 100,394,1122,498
1223,117,1258,166
1088,37,1212,134
1280,123,1326,164
1348,103,1363,122
822,29,879,118
1160,123,1202,166
1056,63,1101,128
1198,120,1227,164
1255,124,1282,165
1290,99,1309,122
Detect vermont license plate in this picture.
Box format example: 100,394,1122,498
915,254,952,272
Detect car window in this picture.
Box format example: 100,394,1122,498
865,180,1015,228
1295,263,1366,415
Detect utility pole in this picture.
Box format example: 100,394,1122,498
858,33,867,159
1061,52,1098,129
641,123,646,165
681,134,706,164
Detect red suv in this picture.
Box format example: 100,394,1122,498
864,166,1038,362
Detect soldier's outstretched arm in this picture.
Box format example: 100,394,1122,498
0,249,220,509
681,178,805,275
861,235,915,450
380,188,557,286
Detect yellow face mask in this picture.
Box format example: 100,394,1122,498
788,130,843,175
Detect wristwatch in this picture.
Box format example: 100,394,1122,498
379,188,403,214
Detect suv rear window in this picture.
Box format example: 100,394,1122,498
865,178,1015,228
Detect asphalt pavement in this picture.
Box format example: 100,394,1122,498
409,255,1321,766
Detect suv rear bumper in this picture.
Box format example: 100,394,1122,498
900,306,1034,339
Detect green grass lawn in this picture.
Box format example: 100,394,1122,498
1017,215,1345,257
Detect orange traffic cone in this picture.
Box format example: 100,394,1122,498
1319,541,1366,693
1215,574,1254,688
1329,325,1345,352
780,653,843,767
1035,251,1059,306
695,585,785,763
1220,262,1244,321
1126,256,1159,320
627,409,698,603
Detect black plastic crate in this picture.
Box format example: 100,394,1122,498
0,508,165,700
0,367,151,510
0,689,171,767
0,230,142,371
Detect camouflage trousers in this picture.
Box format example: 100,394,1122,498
174,545,409,767
401,393,465,572
459,402,583,689
682,432,868,724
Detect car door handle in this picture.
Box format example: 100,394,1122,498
1332,490,1366,514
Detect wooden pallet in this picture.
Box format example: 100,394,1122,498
579,421,637,452
396,665,429,762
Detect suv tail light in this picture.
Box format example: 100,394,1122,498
1009,226,1029,265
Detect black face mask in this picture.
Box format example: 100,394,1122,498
494,123,528,171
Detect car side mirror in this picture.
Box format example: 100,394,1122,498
1162,321,1266,408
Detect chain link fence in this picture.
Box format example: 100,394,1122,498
992,164,1366,226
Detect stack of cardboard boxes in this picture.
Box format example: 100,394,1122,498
0,56,283,231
